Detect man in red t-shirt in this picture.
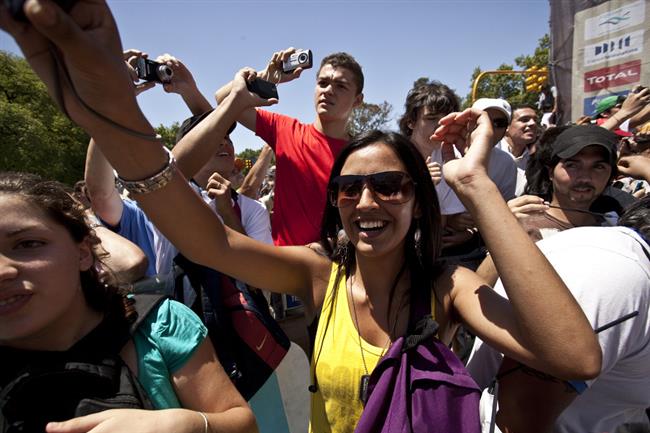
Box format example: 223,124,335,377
215,49,364,246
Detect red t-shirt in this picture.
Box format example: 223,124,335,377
256,110,348,246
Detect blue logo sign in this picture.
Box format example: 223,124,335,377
600,11,631,26
584,90,630,116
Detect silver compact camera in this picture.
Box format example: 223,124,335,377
282,49,313,73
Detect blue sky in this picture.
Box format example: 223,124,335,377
1,0,550,153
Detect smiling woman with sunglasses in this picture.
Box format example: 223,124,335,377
0,1,602,431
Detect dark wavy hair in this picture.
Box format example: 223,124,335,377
0,172,135,322
319,130,444,318
524,125,571,201
398,80,460,137
619,196,650,241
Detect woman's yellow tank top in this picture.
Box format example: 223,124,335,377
308,263,435,433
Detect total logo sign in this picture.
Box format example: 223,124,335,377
584,60,641,92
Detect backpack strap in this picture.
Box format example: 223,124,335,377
129,293,168,335
403,273,439,353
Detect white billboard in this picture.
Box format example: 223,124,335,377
584,0,645,40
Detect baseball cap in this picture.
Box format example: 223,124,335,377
472,98,512,122
551,125,618,167
593,95,625,117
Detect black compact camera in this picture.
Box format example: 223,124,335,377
4,0,77,21
282,49,313,74
134,58,173,84
247,78,278,100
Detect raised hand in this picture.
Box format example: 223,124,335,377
431,108,494,193
618,86,650,119
123,49,156,95
0,0,149,137
155,53,198,95
425,156,442,185
259,47,304,84
230,67,278,108
206,172,233,211
618,154,650,181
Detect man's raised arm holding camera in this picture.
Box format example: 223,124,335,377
211,48,365,246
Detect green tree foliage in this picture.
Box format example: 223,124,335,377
237,148,263,161
155,122,180,149
235,147,266,177
462,34,550,108
348,101,393,136
1,51,90,185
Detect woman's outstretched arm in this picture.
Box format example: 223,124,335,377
0,0,326,305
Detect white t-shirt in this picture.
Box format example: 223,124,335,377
193,184,273,245
496,138,530,171
430,146,517,215
466,226,650,433
496,138,530,196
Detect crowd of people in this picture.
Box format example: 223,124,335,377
1,1,650,433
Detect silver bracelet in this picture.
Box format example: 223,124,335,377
198,411,209,433
116,146,176,195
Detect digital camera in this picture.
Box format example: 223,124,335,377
135,58,173,84
282,49,313,74
5,0,77,21
247,78,278,100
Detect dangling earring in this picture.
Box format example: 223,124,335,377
414,220,422,264
336,228,350,263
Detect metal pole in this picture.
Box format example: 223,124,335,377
470,70,540,104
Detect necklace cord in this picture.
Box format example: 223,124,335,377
349,261,408,374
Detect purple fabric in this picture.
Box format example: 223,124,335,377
354,319,481,433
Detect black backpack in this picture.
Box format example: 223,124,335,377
173,253,290,401
0,294,165,433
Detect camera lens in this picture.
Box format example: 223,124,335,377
158,65,174,83
298,53,308,64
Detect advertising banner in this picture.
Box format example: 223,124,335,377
550,0,650,122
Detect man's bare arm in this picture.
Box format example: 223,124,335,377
214,47,304,132
84,139,124,226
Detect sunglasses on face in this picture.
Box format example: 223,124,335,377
328,171,416,208
492,118,509,129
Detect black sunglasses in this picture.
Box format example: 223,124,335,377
328,171,416,208
492,118,509,128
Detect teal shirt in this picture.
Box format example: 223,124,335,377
133,299,208,408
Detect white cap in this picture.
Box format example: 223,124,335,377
472,98,512,122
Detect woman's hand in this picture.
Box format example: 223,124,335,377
46,409,206,433
0,0,149,136
430,108,494,195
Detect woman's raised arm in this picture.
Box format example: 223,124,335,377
432,109,601,380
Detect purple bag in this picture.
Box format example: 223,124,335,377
354,298,481,433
